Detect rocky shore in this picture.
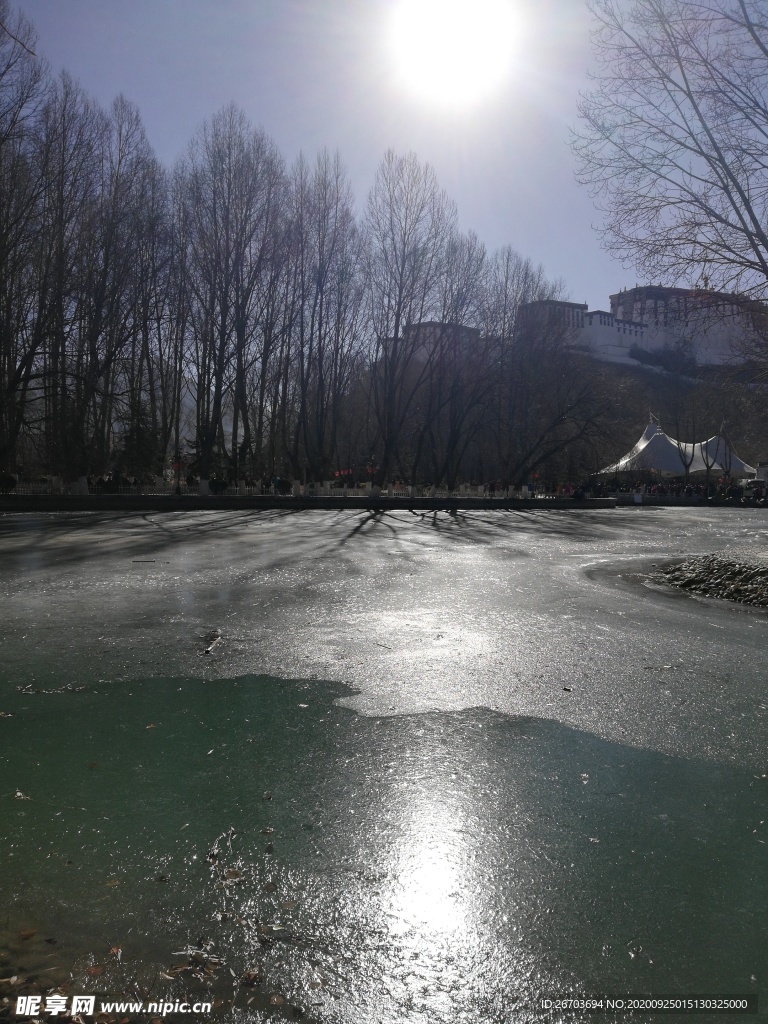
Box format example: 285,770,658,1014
654,551,768,607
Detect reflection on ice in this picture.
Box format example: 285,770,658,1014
389,803,467,935
395,841,462,931
1,674,765,1023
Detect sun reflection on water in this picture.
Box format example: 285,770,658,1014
383,752,477,950
398,844,461,931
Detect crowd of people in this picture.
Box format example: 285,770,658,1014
602,477,766,505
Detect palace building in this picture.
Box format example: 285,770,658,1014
520,285,757,367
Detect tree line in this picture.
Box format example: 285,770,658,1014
0,3,620,492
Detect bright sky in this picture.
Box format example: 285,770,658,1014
18,0,627,311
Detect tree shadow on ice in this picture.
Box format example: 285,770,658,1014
0,507,664,571
0,507,310,570
330,506,642,549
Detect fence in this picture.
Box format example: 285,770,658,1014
7,480,550,500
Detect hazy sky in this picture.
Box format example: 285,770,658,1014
18,0,632,311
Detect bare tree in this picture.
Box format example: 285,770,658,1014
478,246,551,341
407,230,491,488
77,95,160,481
664,396,703,483
118,153,178,480
474,248,595,487
363,150,456,487
35,72,104,484
182,104,285,490
499,302,606,489
285,150,364,482
0,0,45,472
573,0,768,296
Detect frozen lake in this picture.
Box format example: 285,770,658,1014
1,508,766,1022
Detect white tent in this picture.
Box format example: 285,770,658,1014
599,423,755,476
700,435,756,477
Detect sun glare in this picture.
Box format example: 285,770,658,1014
389,0,520,111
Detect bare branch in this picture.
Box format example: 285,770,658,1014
0,15,36,56
574,0,768,296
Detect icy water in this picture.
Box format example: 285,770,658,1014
1,510,767,1022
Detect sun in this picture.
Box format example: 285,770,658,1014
389,0,520,111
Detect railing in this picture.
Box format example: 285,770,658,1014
5,480,562,499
